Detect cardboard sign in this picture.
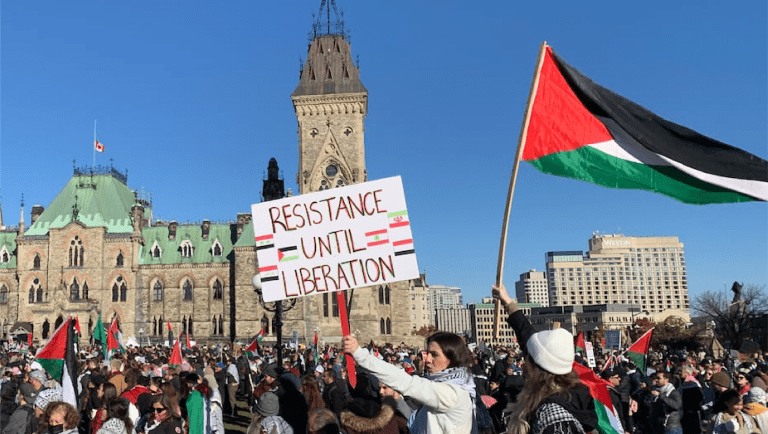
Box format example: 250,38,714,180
251,176,419,302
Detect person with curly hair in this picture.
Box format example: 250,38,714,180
36,402,80,434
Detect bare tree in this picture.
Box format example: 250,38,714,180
691,283,768,350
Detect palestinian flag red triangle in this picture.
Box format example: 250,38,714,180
522,44,768,204
35,317,78,407
626,328,653,373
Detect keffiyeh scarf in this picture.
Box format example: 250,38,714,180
408,367,475,433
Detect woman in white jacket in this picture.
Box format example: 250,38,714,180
342,332,474,434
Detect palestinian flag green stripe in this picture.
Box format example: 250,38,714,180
627,351,646,373
530,145,755,204
37,359,64,381
594,398,624,434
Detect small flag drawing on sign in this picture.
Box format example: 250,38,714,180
278,246,299,262
392,238,415,256
388,210,409,228
365,229,390,247
255,234,274,250
259,265,280,282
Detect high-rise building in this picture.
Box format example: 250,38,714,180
428,285,463,311
515,269,548,306
546,234,689,315
435,308,472,336
470,298,539,347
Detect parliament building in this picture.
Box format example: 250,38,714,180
0,11,430,348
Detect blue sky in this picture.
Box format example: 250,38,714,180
1,1,766,305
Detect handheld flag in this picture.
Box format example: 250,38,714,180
169,338,182,368
92,315,107,356
244,329,263,358
35,317,79,407
575,332,586,353
94,140,105,153
521,44,768,204
185,331,191,349
167,320,173,346
573,362,624,434
313,332,319,365
107,317,124,357
626,329,653,374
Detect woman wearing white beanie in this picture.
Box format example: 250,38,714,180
493,285,598,434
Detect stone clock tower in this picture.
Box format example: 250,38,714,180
291,31,367,194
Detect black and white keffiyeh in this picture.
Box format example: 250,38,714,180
407,367,475,434
530,402,586,434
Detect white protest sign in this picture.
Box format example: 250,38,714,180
251,176,419,302
585,342,597,368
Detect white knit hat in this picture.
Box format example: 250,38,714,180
526,329,575,375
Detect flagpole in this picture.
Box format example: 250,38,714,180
493,41,549,339
93,119,97,168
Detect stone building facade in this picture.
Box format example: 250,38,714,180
0,17,428,348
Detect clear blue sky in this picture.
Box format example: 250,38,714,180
1,1,766,305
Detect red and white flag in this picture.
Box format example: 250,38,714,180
94,140,105,152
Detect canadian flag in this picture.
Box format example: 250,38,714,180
94,140,105,152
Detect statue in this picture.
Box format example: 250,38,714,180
731,281,743,303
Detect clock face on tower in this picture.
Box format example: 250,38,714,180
325,164,338,177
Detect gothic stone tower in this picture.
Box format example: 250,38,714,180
291,33,367,194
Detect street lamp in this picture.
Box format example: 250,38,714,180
252,274,297,368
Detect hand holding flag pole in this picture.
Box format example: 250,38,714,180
493,42,549,339
337,290,356,389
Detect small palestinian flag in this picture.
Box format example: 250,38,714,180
626,328,653,373
278,246,298,262
365,229,389,247
522,44,768,204
107,317,123,356
573,362,624,434
388,210,410,228
92,314,107,356
575,332,586,353
36,317,79,407
245,328,264,357
259,265,280,282
169,338,182,368
255,234,274,251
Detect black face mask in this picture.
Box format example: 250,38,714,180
48,424,64,434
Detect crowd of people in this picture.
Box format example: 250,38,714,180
0,288,766,434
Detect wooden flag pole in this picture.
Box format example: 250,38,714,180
337,290,357,388
493,42,549,340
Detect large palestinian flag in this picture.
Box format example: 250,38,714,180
36,317,78,407
521,44,768,204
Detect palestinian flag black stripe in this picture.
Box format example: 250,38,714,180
522,45,768,204
395,249,415,256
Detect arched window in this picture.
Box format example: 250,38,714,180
212,279,223,300
183,280,193,301
323,293,329,317
116,252,124,267
112,283,119,302
152,245,161,258
0,251,9,263
211,317,217,336
188,318,194,336
182,316,187,334
42,320,50,339
385,285,390,305
70,279,80,301
386,318,392,334
82,282,89,300
378,286,384,304
36,285,43,302
212,243,222,257
54,316,64,330
153,281,163,302
153,317,158,336
69,236,84,267
218,316,224,336
180,241,193,258
0,285,7,304
33,255,41,269
380,318,385,335
332,295,339,317
29,287,35,304
120,281,127,302
158,316,164,336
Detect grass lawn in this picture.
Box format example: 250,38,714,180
224,398,252,434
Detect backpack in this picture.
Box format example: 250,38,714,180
473,392,496,434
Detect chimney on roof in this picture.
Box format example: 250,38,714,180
236,213,251,237
202,220,211,240
31,205,44,225
168,221,178,240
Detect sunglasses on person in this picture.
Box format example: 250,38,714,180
152,406,167,413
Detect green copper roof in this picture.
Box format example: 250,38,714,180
26,173,140,235
0,232,17,269
233,221,255,247
139,224,235,265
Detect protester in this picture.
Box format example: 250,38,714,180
95,398,133,434
307,408,341,434
343,330,475,434
139,393,183,434
36,401,80,434
248,392,293,434
494,284,598,434
707,389,759,434
91,382,117,433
